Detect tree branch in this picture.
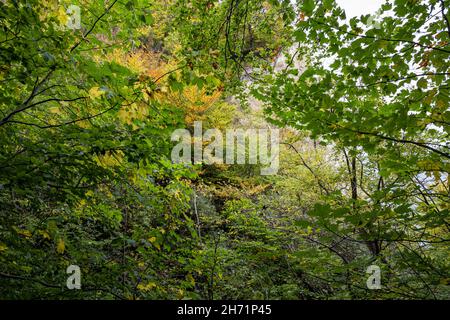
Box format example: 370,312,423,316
70,0,119,53
0,97,88,127
440,0,450,39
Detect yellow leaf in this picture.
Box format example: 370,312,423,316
0,243,7,252
77,120,91,129
57,238,65,254
186,273,195,286
118,107,132,124
148,236,160,250
95,150,124,168
89,87,104,99
39,230,51,240
17,229,32,238
56,6,68,25
49,106,61,114
177,289,184,299
137,282,156,292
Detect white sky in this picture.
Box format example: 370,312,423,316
335,0,385,18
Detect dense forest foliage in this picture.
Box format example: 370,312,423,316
0,0,449,300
